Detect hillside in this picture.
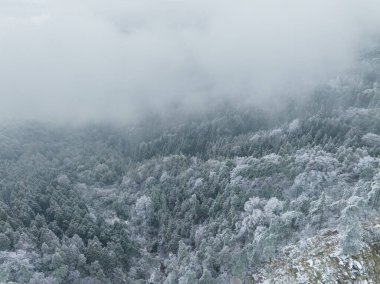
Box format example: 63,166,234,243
0,57,380,283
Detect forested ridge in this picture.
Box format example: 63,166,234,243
1,57,380,283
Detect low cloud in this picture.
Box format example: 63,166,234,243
1,0,380,123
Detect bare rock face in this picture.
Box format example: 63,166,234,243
254,224,380,283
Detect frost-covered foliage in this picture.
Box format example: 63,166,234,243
0,56,380,282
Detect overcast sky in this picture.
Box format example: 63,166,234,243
0,0,380,123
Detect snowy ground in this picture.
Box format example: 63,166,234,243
255,222,380,283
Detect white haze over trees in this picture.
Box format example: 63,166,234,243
0,0,380,123
2,1,380,283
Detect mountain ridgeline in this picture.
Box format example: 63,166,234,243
1,57,380,283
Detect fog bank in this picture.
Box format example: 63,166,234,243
1,0,380,123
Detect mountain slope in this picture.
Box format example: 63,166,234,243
0,55,380,283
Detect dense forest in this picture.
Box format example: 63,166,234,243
1,54,380,283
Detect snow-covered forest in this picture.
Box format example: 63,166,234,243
1,50,380,283
3,0,380,283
